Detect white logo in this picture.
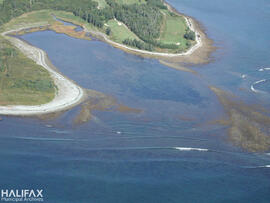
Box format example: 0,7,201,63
1,189,44,202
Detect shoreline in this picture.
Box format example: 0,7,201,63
6,2,213,64
82,8,202,58
0,2,214,115
0,29,85,116
77,1,214,66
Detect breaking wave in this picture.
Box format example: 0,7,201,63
251,79,267,93
174,147,209,152
245,165,270,169
258,67,270,72
11,136,75,141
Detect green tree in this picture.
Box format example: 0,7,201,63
106,27,111,35
184,30,195,41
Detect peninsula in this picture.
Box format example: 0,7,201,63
0,0,210,115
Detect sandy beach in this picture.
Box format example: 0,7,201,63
0,28,85,116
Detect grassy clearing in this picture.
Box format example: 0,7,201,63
159,10,190,50
0,36,55,105
1,9,99,33
53,8,191,52
2,10,94,40
115,0,146,5
93,0,108,8
1,10,55,32
106,19,139,43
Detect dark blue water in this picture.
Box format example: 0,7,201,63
1,0,270,202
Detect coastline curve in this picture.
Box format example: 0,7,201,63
84,13,202,58
0,28,85,116
0,1,211,115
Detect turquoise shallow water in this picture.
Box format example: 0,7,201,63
1,0,270,202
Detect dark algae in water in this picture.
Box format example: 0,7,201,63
211,87,270,152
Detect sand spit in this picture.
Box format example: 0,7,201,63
0,28,85,116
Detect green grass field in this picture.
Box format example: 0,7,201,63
0,10,55,32
1,9,101,34
106,19,140,43
93,0,108,8
115,0,146,5
0,36,55,105
158,11,190,51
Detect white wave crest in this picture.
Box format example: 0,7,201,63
259,165,270,168
251,79,267,93
241,74,247,79
244,164,270,169
258,67,270,71
13,136,75,141
50,129,70,134
174,147,209,152
254,79,267,84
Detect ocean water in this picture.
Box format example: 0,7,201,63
1,0,270,202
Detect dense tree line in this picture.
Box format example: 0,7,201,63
113,4,163,42
123,38,154,51
184,29,195,40
105,0,165,43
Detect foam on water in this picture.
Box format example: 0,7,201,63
83,146,210,152
12,136,75,141
244,164,270,169
241,74,247,79
255,165,270,168
50,129,70,134
250,79,267,93
258,67,270,72
174,147,209,152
